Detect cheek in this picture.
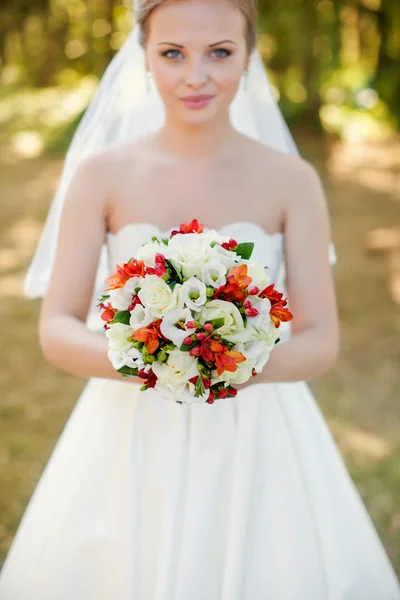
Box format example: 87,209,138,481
214,62,244,94
149,61,180,95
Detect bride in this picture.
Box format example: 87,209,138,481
1,0,399,598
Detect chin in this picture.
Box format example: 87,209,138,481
176,101,229,127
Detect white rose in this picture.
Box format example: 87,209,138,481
199,299,254,343
201,259,227,289
136,241,166,266
178,277,207,312
167,233,225,279
152,349,208,403
138,275,180,319
160,307,192,346
241,259,271,291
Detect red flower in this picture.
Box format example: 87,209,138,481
171,219,204,236
104,260,146,290
221,238,238,251
127,296,142,311
138,368,157,389
259,284,285,304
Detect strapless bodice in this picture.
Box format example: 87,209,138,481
106,221,284,284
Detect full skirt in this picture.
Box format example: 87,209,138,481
0,378,399,600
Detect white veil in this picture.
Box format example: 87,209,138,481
23,1,336,330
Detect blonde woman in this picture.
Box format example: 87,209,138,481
1,0,399,598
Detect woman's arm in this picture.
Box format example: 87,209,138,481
38,152,140,383
241,159,340,387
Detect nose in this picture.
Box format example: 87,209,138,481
184,57,209,89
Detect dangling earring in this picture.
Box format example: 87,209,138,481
146,70,152,93
243,69,249,91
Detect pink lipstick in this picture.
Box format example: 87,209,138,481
181,95,214,110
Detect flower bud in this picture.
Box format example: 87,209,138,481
245,307,259,317
155,253,166,264
190,346,201,357
204,323,213,332
218,388,228,399
206,287,214,298
206,391,215,404
248,286,259,295
196,332,205,341
183,336,193,345
243,299,252,309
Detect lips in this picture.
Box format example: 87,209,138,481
180,95,214,110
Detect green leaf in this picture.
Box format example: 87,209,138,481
117,365,139,377
112,310,131,325
235,242,254,259
210,317,225,329
179,340,198,352
274,337,281,345
166,259,183,283
96,294,110,307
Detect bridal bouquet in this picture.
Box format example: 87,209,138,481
98,219,293,404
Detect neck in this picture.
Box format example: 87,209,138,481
156,112,240,160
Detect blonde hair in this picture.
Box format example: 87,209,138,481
136,0,258,55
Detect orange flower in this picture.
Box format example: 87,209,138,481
215,350,246,376
100,302,116,324
131,319,165,354
260,283,293,328
227,265,252,290
270,304,293,328
104,260,146,291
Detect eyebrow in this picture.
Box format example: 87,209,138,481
157,40,237,47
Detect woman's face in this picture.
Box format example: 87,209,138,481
145,0,249,126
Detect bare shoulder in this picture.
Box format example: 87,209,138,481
241,138,325,210
240,133,320,181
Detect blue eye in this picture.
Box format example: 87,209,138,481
161,49,182,59
211,48,232,59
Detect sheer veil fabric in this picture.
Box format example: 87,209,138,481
22,0,336,327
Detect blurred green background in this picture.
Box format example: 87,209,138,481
0,0,400,576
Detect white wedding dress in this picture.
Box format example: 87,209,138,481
1,221,399,600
